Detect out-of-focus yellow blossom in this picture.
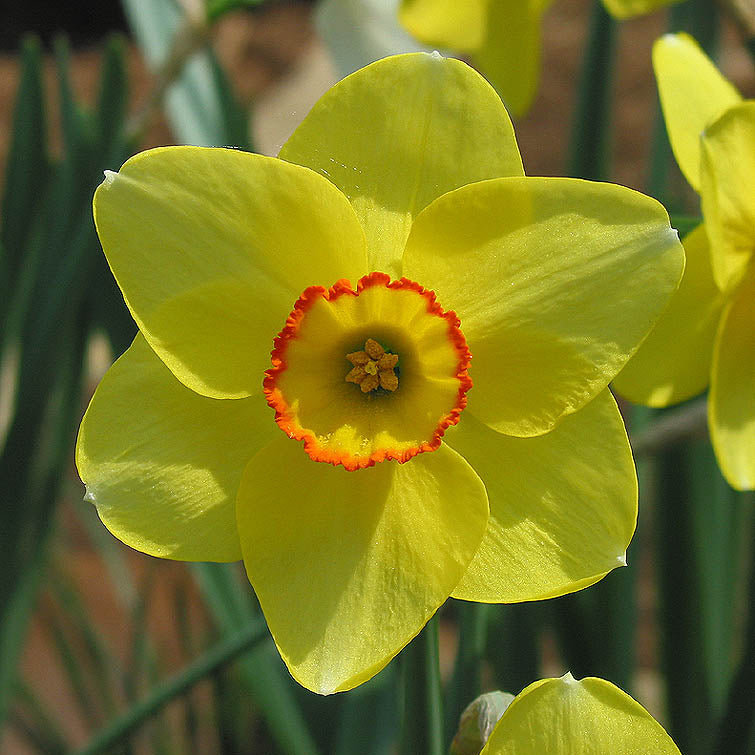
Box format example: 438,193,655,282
613,33,754,491
398,0,553,116
480,674,681,754
76,53,683,694
398,0,682,116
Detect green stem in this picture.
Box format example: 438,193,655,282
655,443,714,755
72,622,267,755
400,615,444,755
711,501,755,755
124,14,211,144
629,397,708,458
486,604,540,697
566,0,617,180
445,602,488,741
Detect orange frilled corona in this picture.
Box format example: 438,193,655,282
263,272,472,471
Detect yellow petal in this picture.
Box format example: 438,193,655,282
93,146,367,399
447,390,636,603
76,335,276,561
481,674,681,754
403,176,684,436
612,224,724,406
235,437,488,694
700,101,755,293
709,268,755,490
473,0,553,117
280,53,523,277
399,0,488,52
602,0,681,18
653,33,741,192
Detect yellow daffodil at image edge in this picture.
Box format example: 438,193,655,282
480,674,681,754
76,52,684,694
612,33,755,491
397,0,683,117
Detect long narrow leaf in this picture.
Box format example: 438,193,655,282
485,603,541,698
655,439,715,755
71,621,268,755
0,35,49,321
711,504,755,755
566,0,617,180
445,602,488,741
333,666,398,755
399,615,444,755
49,571,122,720
12,679,70,754
121,0,242,147
192,563,320,755
0,33,130,730
44,594,103,729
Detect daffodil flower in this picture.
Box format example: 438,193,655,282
480,674,681,754
398,0,682,116
77,53,683,693
613,33,754,491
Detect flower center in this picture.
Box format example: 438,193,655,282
345,338,399,393
264,272,471,470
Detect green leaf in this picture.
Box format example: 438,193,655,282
46,591,104,729
445,602,488,742
71,621,269,755
49,572,121,721
688,448,748,713
399,615,444,755
96,35,129,161
121,0,249,147
670,215,703,237
0,540,49,729
333,666,398,755
551,544,638,692
206,0,266,23
192,563,320,755
11,680,70,754
0,35,49,320
711,505,755,755
485,603,540,698
655,439,716,755
208,51,252,150
91,35,137,354
0,31,131,732
0,311,89,728
567,1,617,180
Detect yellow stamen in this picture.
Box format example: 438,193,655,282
345,339,399,393
379,371,398,391
364,338,384,360
346,351,370,366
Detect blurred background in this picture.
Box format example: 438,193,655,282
0,1,753,753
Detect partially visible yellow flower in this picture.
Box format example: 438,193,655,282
76,53,683,694
398,0,682,116
480,674,681,754
613,33,754,491
398,0,553,116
